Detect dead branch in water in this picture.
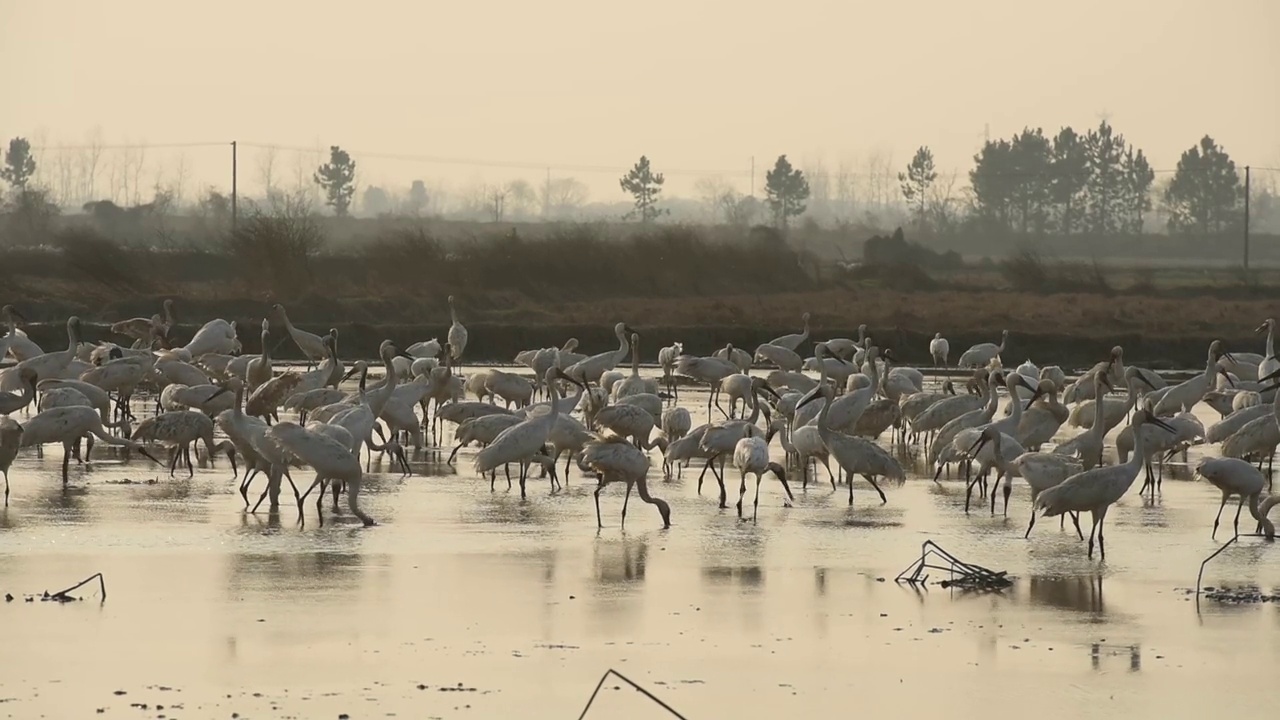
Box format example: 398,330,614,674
45,573,107,603
896,540,1012,591
578,668,688,720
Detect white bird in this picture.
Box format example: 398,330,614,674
20,406,161,483
111,299,175,346
969,426,1084,533
768,312,811,353
732,431,793,521
270,304,326,368
181,318,239,358
484,369,534,409
0,317,83,392
1015,379,1068,450
1193,456,1278,539
1035,410,1176,560
269,421,375,526
0,416,23,505
407,338,442,358
246,319,276,391
1256,318,1280,382
448,413,523,464
1067,366,1158,433
712,343,753,374
912,372,987,440
675,352,739,421
754,343,803,372
0,368,38,415
577,434,671,529
565,322,635,385
1154,340,1232,415
1054,369,1116,470
613,333,658,400
957,329,1008,369
1,305,44,362
657,341,683,400
447,295,468,365
928,370,1003,471
475,367,582,498
929,332,949,368
798,382,905,507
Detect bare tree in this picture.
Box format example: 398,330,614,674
927,170,961,233
695,176,735,223
806,157,830,226
539,177,589,219
258,145,278,199
80,127,104,202
834,159,858,223
55,146,75,206
128,144,147,206
170,153,190,209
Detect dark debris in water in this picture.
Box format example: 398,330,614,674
896,540,1013,591
1187,585,1280,604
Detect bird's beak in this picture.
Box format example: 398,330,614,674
624,325,639,337
210,386,229,400
1260,365,1280,384
760,382,781,401
778,470,795,504
1218,367,1235,387
1135,371,1159,391
1023,385,1044,410
10,308,27,324
139,448,164,467
1255,322,1269,335
556,368,586,390
341,366,358,381
1149,415,1177,434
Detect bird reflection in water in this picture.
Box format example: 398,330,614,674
592,536,648,587
700,565,765,591
1028,574,1105,615
1091,642,1141,672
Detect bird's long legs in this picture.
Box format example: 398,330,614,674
620,482,632,528
1211,496,1228,539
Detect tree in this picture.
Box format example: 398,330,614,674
2,137,37,192
1082,121,1127,236
540,177,588,218
362,185,392,216
1119,148,1154,234
968,138,1015,232
619,155,665,222
764,154,810,230
313,145,356,217
1007,128,1052,235
1163,135,1241,236
405,180,429,216
898,146,937,228
1049,127,1088,234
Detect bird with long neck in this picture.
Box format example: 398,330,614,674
1036,410,1176,560
476,367,585,499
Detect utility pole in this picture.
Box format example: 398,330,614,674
231,140,238,230
1243,165,1251,271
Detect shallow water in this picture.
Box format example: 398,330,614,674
1,367,1278,719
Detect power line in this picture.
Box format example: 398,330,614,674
32,141,229,151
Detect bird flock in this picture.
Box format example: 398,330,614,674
2,301,1279,559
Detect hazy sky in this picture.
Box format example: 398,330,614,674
3,0,1278,200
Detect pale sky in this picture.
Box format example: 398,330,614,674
3,0,1278,202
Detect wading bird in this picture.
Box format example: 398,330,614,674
732,428,793,522
578,434,671,529
1035,410,1176,560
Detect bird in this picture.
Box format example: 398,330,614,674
1053,368,1117,471
798,382,905,507
675,352,739,421
1256,318,1279,383
612,333,658,400
1035,410,1176,560
929,332,949,368
0,417,22,506
0,368,38,415
131,409,237,478
657,341,683,401
1,305,44,362
475,367,584,498
1154,340,1233,415
0,316,83,392
447,295,468,366
1194,457,1273,539
732,430,793,521
180,318,240,358
957,330,1008,368
246,319,277,391
271,304,327,368
712,343,753,374
269,421,375,526
565,322,635,385
577,434,671,529
111,299,175,346
407,338,442,358
754,343,804,372
768,312,811,353
968,426,1084,535
19,406,162,484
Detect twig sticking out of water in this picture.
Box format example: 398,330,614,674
45,573,107,603
578,668,688,720
896,540,1012,591
1195,533,1273,611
